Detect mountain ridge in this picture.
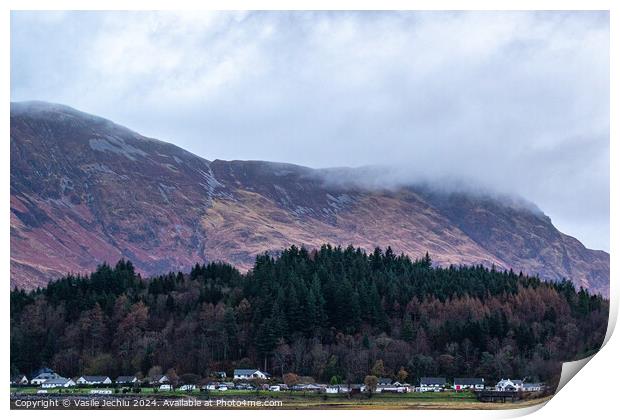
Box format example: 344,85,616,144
10,101,610,295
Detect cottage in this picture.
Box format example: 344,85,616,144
292,383,323,392
11,375,29,386
419,377,447,392
233,369,270,380
115,376,138,385
523,383,545,392
380,381,411,393
42,377,76,388
76,376,112,386
453,378,485,391
150,375,170,385
31,371,60,386
326,385,351,394
495,379,524,392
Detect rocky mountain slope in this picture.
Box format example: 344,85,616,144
10,101,610,295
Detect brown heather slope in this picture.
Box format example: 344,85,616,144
10,102,609,295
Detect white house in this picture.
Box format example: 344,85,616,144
11,375,29,386
233,369,270,380
31,372,60,385
76,376,112,385
495,379,524,392
115,376,138,385
326,385,351,394
453,378,485,391
419,377,447,392
380,381,411,393
150,375,170,385
42,377,76,388
523,383,545,392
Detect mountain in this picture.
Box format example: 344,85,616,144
10,101,610,295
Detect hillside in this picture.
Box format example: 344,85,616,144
10,246,608,383
10,101,610,295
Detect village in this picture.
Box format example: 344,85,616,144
11,367,548,403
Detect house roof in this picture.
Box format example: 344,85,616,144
80,376,109,381
151,375,168,381
234,369,258,374
454,378,484,385
44,377,72,385
377,377,392,384
496,379,524,388
234,369,264,375
34,372,59,380
420,377,447,385
32,368,55,377
116,376,137,382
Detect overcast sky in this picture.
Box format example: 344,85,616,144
11,11,609,251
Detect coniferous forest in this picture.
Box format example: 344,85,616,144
10,245,608,388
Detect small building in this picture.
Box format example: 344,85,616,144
115,376,138,385
380,381,410,393
495,379,524,392
42,377,76,388
233,369,270,380
150,375,170,385
326,385,351,394
523,383,545,392
11,375,29,386
419,377,447,392
453,378,485,391
159,384,173,391
76,376,112,386
31,372,60,386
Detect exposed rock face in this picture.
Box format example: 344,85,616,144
10,101,609,295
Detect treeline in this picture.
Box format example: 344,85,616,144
10,245,608,387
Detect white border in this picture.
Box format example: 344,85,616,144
2,1,616,419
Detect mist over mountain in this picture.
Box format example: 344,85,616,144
10,101,609,295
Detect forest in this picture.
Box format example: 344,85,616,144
10,244,608,387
